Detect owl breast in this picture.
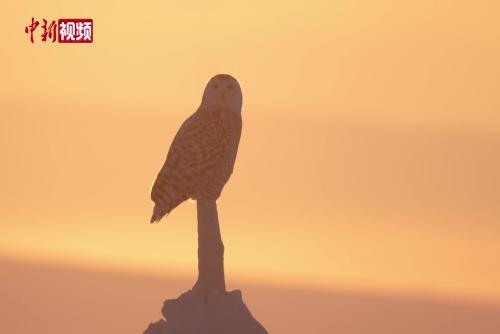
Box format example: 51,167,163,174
193,109,241,200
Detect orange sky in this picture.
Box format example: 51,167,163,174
1,0,499,304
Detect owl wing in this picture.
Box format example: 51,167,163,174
150,111,202,221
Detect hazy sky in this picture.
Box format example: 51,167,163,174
1,0,499,304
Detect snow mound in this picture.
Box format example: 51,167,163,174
144,289,268,334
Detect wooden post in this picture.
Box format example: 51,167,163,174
192,198,226,295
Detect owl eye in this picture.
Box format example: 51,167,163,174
227,84,234,91
213,84,219,90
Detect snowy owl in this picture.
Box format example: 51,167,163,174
150,74,243,223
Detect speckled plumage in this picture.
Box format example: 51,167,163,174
150,74,242,223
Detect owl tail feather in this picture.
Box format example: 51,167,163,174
150,204,168,224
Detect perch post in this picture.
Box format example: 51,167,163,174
192,198,226,294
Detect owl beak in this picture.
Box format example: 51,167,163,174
221,93,225,101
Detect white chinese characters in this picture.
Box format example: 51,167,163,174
58,20,93,43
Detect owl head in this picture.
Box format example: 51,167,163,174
201,74,242,113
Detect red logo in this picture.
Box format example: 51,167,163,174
24,17,93,44
58,19,93,43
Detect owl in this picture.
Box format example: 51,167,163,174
150,74,243,223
